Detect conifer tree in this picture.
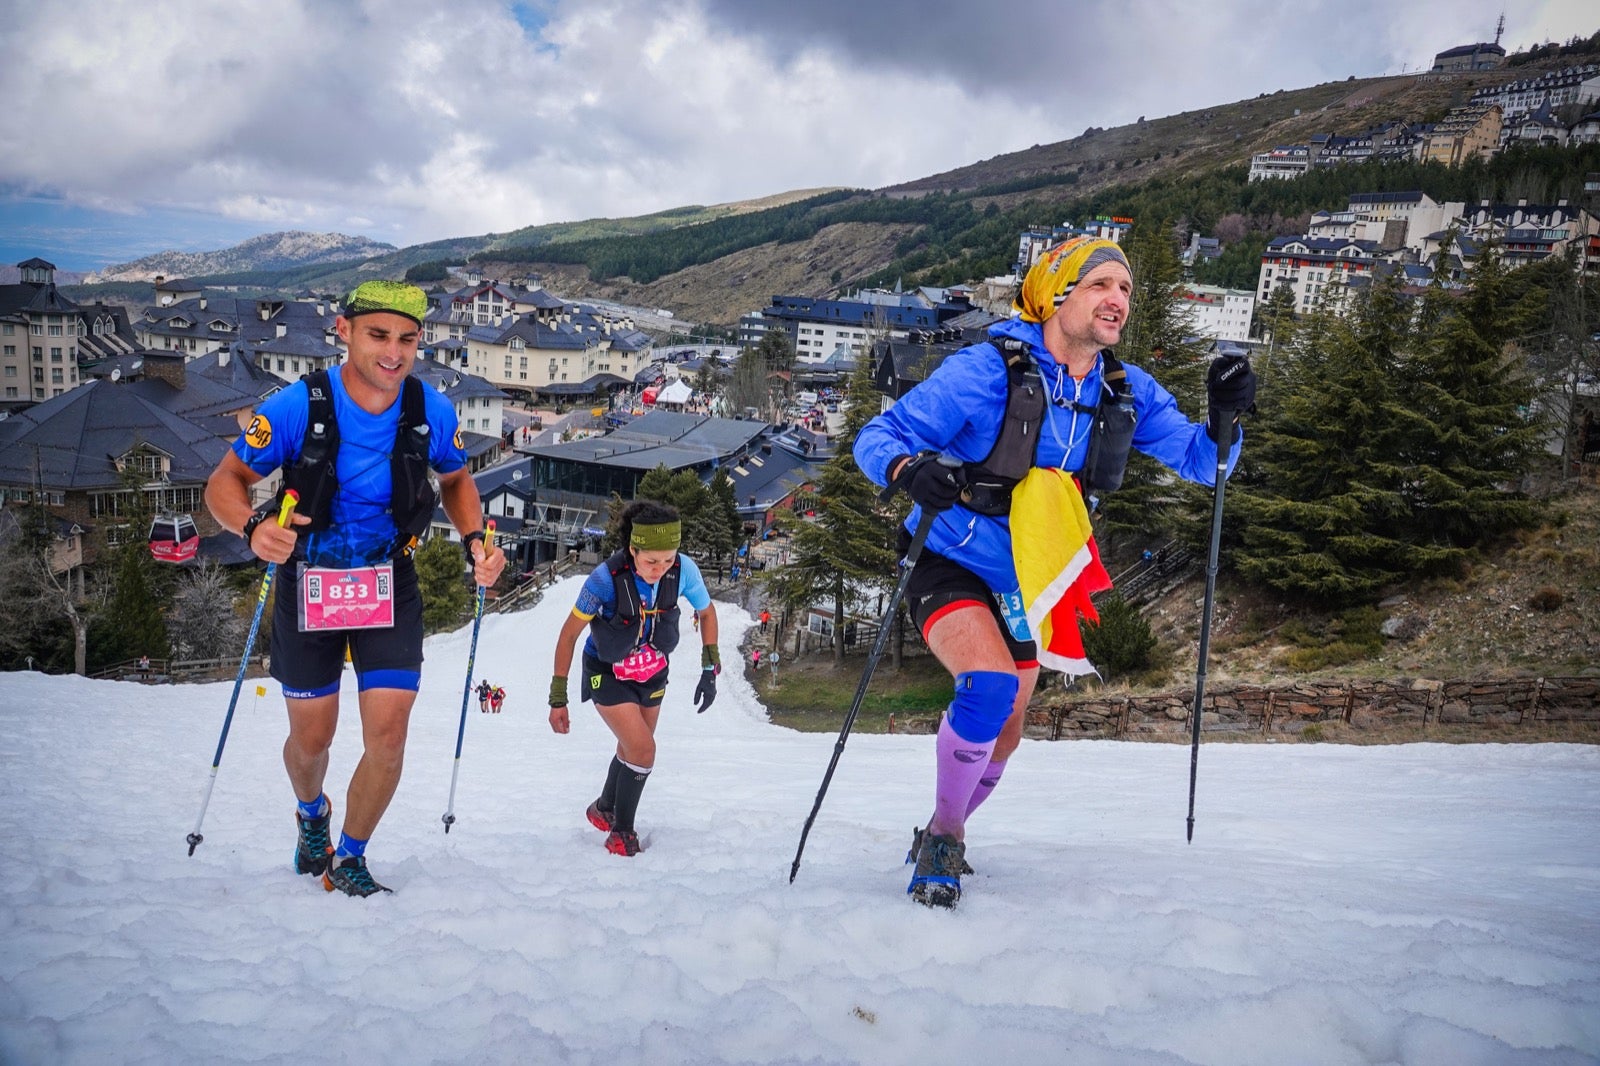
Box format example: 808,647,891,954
1228,272,1426,602
89,538,170,670
1389,245,1544,550
415,533,472,633
761,351,900,664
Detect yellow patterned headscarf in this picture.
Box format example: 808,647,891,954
1014,237,1132,324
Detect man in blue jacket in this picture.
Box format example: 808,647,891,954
854,237,1256,908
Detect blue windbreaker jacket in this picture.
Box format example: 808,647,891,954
853,316,1241,593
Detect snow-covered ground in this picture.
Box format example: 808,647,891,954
2,576,1597,1065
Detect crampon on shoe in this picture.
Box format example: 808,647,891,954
293,798,334,876
322,855,392,897
586,801,615,833
907,831,965,909
906,825,974,875
604,828,641,856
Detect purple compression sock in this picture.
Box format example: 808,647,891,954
929,715,997,836
964,759,1008,819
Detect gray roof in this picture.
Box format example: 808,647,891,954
250,333,340,358
410,362,508,403
0,379,229,492
725,443,819,514
524,410,767,472
0,280,79,318
521,288,566,310
540,373,632,395
187,345,287,402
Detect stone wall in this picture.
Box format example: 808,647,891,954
1021,676,1600,740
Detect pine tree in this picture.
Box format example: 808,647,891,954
761,353,901,664
1253,281,1298,348
1389,245,1544,550
1080,592,1157,680
415,534,472,634
1230,271,1447,602
89,538,170,671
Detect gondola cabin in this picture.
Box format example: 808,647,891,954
149,513,199,563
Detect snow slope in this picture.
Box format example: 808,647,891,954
2,577,1597,1065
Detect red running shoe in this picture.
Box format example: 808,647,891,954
604,828,641,856
585,801,614,833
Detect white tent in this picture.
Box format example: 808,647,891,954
656,377,695,408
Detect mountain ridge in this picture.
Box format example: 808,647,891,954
89,230,398,283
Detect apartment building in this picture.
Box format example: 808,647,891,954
1257,236,1382,313
1421,104,1503,166
1177,285,1255,343
0,259,84,406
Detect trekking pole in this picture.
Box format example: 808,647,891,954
187,491,299,856
444,521,496,833
790,458,956,883
1186,414,1238,843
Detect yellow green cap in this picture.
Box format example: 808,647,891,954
342,280,427,327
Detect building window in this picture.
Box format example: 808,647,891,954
3,349,12,360
51,369,63,384
4,387,15,398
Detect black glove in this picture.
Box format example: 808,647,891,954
890,452,966,513
1205,355,1257,444
693,667,718,713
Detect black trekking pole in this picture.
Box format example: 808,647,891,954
790,459,956,883
444,521,496,833
187,491,299,856
1186,414,1238,843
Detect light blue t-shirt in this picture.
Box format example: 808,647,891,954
573,553,711,658
233,365,465,567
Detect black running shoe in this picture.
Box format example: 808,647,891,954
294,798,334,876
605,828,641,856
586,801,615,833
322,855,392,897
907,825,974,875
908,832,965,909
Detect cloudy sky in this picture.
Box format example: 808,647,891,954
2,0,1595,269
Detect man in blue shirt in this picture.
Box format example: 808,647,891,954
205,281,505,897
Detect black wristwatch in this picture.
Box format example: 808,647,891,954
241,507,273,544
461,529,485,561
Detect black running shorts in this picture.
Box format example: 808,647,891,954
269,557,424,696
580,652,668,709
899,529,1038,667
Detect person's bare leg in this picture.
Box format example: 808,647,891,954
340,688,416,840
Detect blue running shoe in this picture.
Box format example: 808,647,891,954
908,832,965,909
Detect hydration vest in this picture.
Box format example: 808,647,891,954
588,547,683,663
960,339,1137,516
274,369,439,556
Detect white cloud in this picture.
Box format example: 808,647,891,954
1,0,1595,253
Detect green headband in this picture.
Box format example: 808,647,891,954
342,280,428,327
630,520,682,552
